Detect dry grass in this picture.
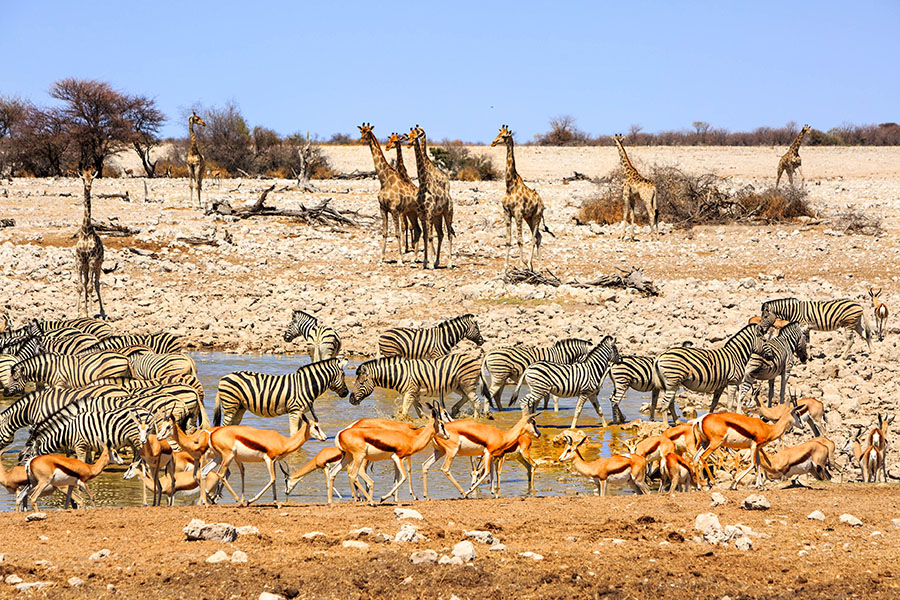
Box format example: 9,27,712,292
830,209,884,236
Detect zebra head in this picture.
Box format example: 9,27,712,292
284,310,317,343
325,359,350,398
350,361,376,405
462,315,484,346
795,324,811,364
6,362,27,395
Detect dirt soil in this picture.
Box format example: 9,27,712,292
1,486,898,599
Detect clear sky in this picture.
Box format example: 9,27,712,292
3,1,898,142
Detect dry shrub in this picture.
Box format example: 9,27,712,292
101,163,122,178
455,166,482,181
734,187,813,222
429,141,498,181
155,159,189,178
311,164,337,179
830,209,883,236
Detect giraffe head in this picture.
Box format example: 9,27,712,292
189,112,206,128
407,125,426,146
491,124,512,147
612,133,625,145
80,169,97,191
385,132,404,151
801,124,810,134
357,122,375,144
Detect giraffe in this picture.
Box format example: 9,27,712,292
612,134,658,240
187,112,207,208
358,123,418,265
385,132,421,253
74,169,107,320
408,125,454,269
491,125,550,270
776,124,810,190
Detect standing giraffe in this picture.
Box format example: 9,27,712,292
776,124,810,190
358,123,418,265
385,132,420,253
491,125,551,270
408,125,454,269
74,169,107,319
612,134,658,240
187,112,207,208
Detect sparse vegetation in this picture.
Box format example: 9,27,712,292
533,115,591,146
830,209,883,236
428,141,498,180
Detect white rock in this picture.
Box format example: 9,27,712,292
489,543,508,552
439,555,464,565
394,508,423,520
231,550,248,563
301,531,326,539
68,577,84,587
807,510,826,521
410,550,438,564
694,513,723,535
394,523,420,543
342,540,370,551
373,533,392,543
740,494,770,511
349,527,374,537
891,518,900,529
107,583,116,592
25,512,47,522
237,526,260,535
709,493,727,507
183,519,238,542
452,540,476,562
464,530,495,545
839,514,863,527
5,574,23,585
519,551,544,561
89,549,110,561
259,593,287,600
15,582,54,592
206,550,230,564
798,549,809,557
734,536,753,551
0,554,3,563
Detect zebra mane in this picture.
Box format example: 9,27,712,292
725,324,763,346
553,338,591,347
356,356,404,373
292,310,318,323
437,314,474,328
584,336,615,359
762,297,799,309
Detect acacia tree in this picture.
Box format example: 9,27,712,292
124,95,165,177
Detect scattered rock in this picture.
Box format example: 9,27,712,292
237,525,260,535
231,550,249,563
0,554,4,563
183,519,238,542
839,513,863,527
15,582,54,592
734,536,753,551
89,549,111,561
452,540,476,563
67,577,84,587
373,533,392,543
891,518,900,529
25,512,47,522
5,574,23,585
694,513,723,537
301,531,327,540
259,593,287,600
394,523,421,544
410,550,438,565
439,555,464,565
206,550,230,564
107,583,116,592
709,493,727,507
519,551,544,561
342,540,370,551
349,527,374,538
394,508,423,520
798,549,809,557
740,494,770,511
489,543,508,552
464,530,495,545
807,510,826,521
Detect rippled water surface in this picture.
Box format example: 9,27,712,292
1,352,651,511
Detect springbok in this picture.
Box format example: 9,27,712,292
845,425,885,483
25,443,123,510
157,412,213,504
749,388,826,438
282,446,346,502
867,413,892,482
659,452,700,494
130,410,175,506
756,437,833,487
557,430,649,496
869,288,888,341
1,449,31,510
124,461,221,505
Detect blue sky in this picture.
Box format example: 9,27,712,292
3,1,898,142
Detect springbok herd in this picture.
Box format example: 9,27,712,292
0,287,893,511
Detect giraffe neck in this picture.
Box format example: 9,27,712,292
788,129,807,155
365,134,394,187
81,185,93,234
411,137,429,188
615,141,639,178
504,136,517,192
394,144,410,181
189,121,199,156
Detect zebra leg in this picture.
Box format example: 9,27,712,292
655,390,677,422
571,395,587,429
552,395,559,412
288,410,302,438
778,371,787,406
399,390,416,418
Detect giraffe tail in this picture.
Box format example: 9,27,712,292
541,217,556,238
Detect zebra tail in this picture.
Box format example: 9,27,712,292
508,371,527,408
650,356,666,392
212,393,222,427
197,394,211,429
479,361,491,403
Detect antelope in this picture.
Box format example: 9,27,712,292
124,461,221,505
1,449,31,510
157,412,213,504
130,410,175,506
25,443,123,510
867,413,892,482
869,288,888,341
421,412,541,499
662,423,699,457
756,437,833,487
846,427,881,482
749,389,826,438
659,452,700,494
282,446,346,502
333,403,448,505
557,430,650,496
627,435,677,490
207,413,327,506
334,417,421,502
692,400,806,488
747,315,790,333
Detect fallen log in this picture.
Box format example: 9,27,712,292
503,268,562,287
333,169,376,180
572,267,660,296
0,218,14,228
92,221,140,237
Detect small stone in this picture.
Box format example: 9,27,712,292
349,527,374,537
439,555,464,565
107,583,116,592
342,540,370,551
464,530,495,545
89,549,110,561
393,523,420,543
373,533,392,543
5,574,23,585
183,519,238,543
394,508,423,520
237,526,260,535
694,513,723,535
25,512,47,522
709,492,727,507
301,531,327,539
740,494,770,511
871,531,882,537
807,510,826,521
891,518,900,529
410,549,438,564
452,540,476,562
34,560,52,567
0,554,4,564
450,595,462,600
489,543,507,551
15,582,54,592
38,536,49,541
259,593,287,600
68,577,84,587
798,549,809,557
839,514,863,527
519,551,544,561
734,536,753,551
231,550,248,563
206,550,229,564
402,576,413,584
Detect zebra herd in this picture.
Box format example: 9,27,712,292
0,293,882,508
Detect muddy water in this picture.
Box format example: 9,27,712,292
0,353,650,511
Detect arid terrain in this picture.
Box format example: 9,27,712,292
2,146,900,597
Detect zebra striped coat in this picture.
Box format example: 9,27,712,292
737,322,810,408
41,328,100,355
7,350,132,394
0,321,43,358
283,310,342,362
82,332,181,354
213,358,349,435
0,354,15,392
130,352,197,380
760,297,871,357
22,406,151,463
652,324,762,422
509,336,621,428
607,342,694,425
352,352,483,418
481,338,594,409
0,385,127,449
377,314,484,360
39,317,116,340
88,377,208,428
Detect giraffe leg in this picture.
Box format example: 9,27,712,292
775,165,782,189
393,210,404,265
92,259,106,320
516,215,525,268
380,207,389,263
797,165,805,191
422,209,432,270
621,187,630,240
445,210,453,268
197,169,204,209
433,214,444,269
528,217,542,270
787,169,794,189
646,189,658,237
504,212,513,271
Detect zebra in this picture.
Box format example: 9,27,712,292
283,310,342,362
509,337,621,428
480,338,594,411
213,358,349,435
130,352,197,379
0,320,42,347
88,377,208,428
352,352,484,418
759,297,872,358
1,353,16,392
21,406,151,463
735,322,810,409
81,332,181,354
0,385,128,449
377,314,484,360
606,342,694,425
7,350,132,394
40,328,100,355
652,324,763,423
0,320,43,358
38,317,116,340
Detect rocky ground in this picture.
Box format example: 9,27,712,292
0,488,899,599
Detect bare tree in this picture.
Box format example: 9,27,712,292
124,95,165,177
628,124,643,144
196,101,253,174
11,104,69,176
534,115,590,146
